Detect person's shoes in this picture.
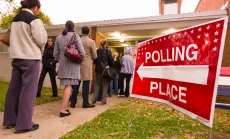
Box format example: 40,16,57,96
14,124,39,134
65,109,69,112
108,94,112,97
60,112,71,117
52,94,58,97
101,102,106,105
5,124,16,129
70,104,75,108
83,104,95,108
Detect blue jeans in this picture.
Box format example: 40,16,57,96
71,81,90,106
109,79,118,95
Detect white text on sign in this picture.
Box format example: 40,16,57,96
150,81,187,104
145,44,198,63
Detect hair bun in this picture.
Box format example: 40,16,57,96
20,0,28,6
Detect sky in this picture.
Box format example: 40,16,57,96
14,0,159,24
3,0,202,25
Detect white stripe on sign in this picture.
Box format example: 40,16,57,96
137,64,209,85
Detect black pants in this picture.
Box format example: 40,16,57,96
119,73,132,97
71,81,90,107
37,68,57,97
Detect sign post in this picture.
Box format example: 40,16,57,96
131,17,228,128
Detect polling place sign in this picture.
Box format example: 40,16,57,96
131,17,228,127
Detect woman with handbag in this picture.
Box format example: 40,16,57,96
37,38,58,97
92,39,113,105
54,20,85,117
3,0,47,133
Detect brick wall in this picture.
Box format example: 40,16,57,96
195,0,226,11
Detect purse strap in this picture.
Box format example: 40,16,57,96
68,34,76,45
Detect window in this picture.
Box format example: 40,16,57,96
164,0,178,15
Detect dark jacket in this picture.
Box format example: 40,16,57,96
112,57,121,73
42,46,57,69
94,48,113,74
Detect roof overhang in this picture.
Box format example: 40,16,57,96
0,10,228,36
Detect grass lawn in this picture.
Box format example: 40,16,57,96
0,82,62,112
61,98,230,139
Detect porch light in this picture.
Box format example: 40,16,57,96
113,32,121,38
165,28,177,34
120,39,124,42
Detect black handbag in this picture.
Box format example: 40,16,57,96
100,49,118,80
101,65,118,80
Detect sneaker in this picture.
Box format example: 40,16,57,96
14,124,39,134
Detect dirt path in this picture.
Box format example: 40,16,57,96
0,96,126,139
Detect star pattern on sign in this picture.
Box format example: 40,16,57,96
216,23,220,28
205,33,209,37
184,31,187,35
214,38,218,43
164,37,166,40
206,25,211,30
160,39,162,41
155,40,157,43
214,31,219,36
191,30,194,33
197,35,201,39
198,28,202,32
205,40,209,45
178,33,181,37
213,47,217,51
168,36,171,39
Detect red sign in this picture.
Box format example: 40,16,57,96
131,18,228,127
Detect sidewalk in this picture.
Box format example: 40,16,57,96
0,96,125,139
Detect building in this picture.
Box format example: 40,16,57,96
0,0,229,90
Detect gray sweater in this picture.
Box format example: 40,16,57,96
54,32,85,80
120,49,134,74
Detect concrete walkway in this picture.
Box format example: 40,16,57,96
0,96,126,139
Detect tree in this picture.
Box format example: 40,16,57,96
0,7,52,29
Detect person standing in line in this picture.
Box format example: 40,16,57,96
70,26,97,108
37,38,58,97
92,39,113,105
109,54,121,96
3,0,47,133
119,48,134,97
54,20,85,117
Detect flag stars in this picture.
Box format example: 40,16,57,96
213,47,217,51
197,35,201,39
205,40,209,45
164,37,166,40
214,31,219,36
168,36,171,39
205,33,209,37
206,25,211,30
160,39,161,41
155,40,157,43
198,28,202,32
214,38,218,43
184,32,187,35
216,23,220,28
191,30,194,33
